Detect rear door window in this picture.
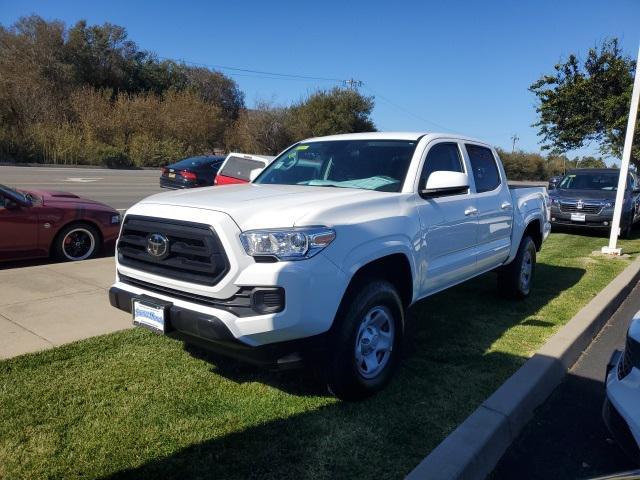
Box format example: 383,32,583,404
466,144,501,193
219,156,265,181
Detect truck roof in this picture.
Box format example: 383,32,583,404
302,131,490,145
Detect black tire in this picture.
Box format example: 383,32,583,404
53,223,101,261
325,280,404,401
497,236,536,299
620,214,634,239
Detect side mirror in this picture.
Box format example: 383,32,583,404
249,168,262,182
421,171,469,197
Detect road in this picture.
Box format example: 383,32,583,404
492,282,640,479
1,165,162,210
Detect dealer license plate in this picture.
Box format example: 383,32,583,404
571,213,586,222
133,300,165,333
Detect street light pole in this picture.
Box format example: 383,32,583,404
602,43,640,255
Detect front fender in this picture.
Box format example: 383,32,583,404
325,233,419,303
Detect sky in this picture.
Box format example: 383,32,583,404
1,0,638,160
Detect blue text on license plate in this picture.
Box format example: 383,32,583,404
133,300,165,332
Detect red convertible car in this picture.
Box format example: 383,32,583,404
0,184,121,262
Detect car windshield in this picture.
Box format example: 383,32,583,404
558,172,623,191
219,156,266,181
254,140,417,192
0,183,29,203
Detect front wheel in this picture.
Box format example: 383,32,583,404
497,236,536,298
620,213,634,239
53,224,101,261
325,280,404,401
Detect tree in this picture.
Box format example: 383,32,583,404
530,38,639,165
289,87,376,138
225,102,294,155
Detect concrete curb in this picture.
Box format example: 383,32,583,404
407,255,640,480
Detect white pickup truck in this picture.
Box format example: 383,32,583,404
109,132,550,400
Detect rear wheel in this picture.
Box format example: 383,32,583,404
53,223,101,261
497,236,536,298
325,280,404,401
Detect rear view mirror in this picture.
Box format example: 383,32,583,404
421,171,469,197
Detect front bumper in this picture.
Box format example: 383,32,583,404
109,286,325,368
550,209,615,229
604,351,640,464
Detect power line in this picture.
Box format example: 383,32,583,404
159,54,448,131
364,86,452,132
157,56,345,83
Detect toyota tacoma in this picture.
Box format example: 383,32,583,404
109,132,551,400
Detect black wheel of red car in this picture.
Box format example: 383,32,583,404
54,223,101,261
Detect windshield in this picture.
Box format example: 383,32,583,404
219,156,265,181
558,172,626,191
255,140,417,192
0,183,29,203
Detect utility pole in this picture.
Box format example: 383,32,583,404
343,79,364,90
510,134,520,153
602,43,640,255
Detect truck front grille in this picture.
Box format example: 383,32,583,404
559,202,602,214
117,215,229,286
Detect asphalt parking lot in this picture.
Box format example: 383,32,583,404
493,281,640,479
0,165,162,210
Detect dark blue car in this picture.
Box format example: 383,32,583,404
160,155,226,189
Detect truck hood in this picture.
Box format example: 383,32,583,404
137,184,394,230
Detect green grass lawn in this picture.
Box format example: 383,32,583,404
1,232,639,480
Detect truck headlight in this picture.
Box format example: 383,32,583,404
240,227,336,260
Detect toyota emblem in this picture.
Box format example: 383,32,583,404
146,233,169,259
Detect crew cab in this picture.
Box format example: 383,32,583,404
109,132,551,400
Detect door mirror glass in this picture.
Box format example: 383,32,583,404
421,171,469,197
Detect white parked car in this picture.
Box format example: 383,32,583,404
214,152,275,185
604,315,640,464
109,132,550,400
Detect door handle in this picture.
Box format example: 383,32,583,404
464,207,478,216
501,202,512,210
